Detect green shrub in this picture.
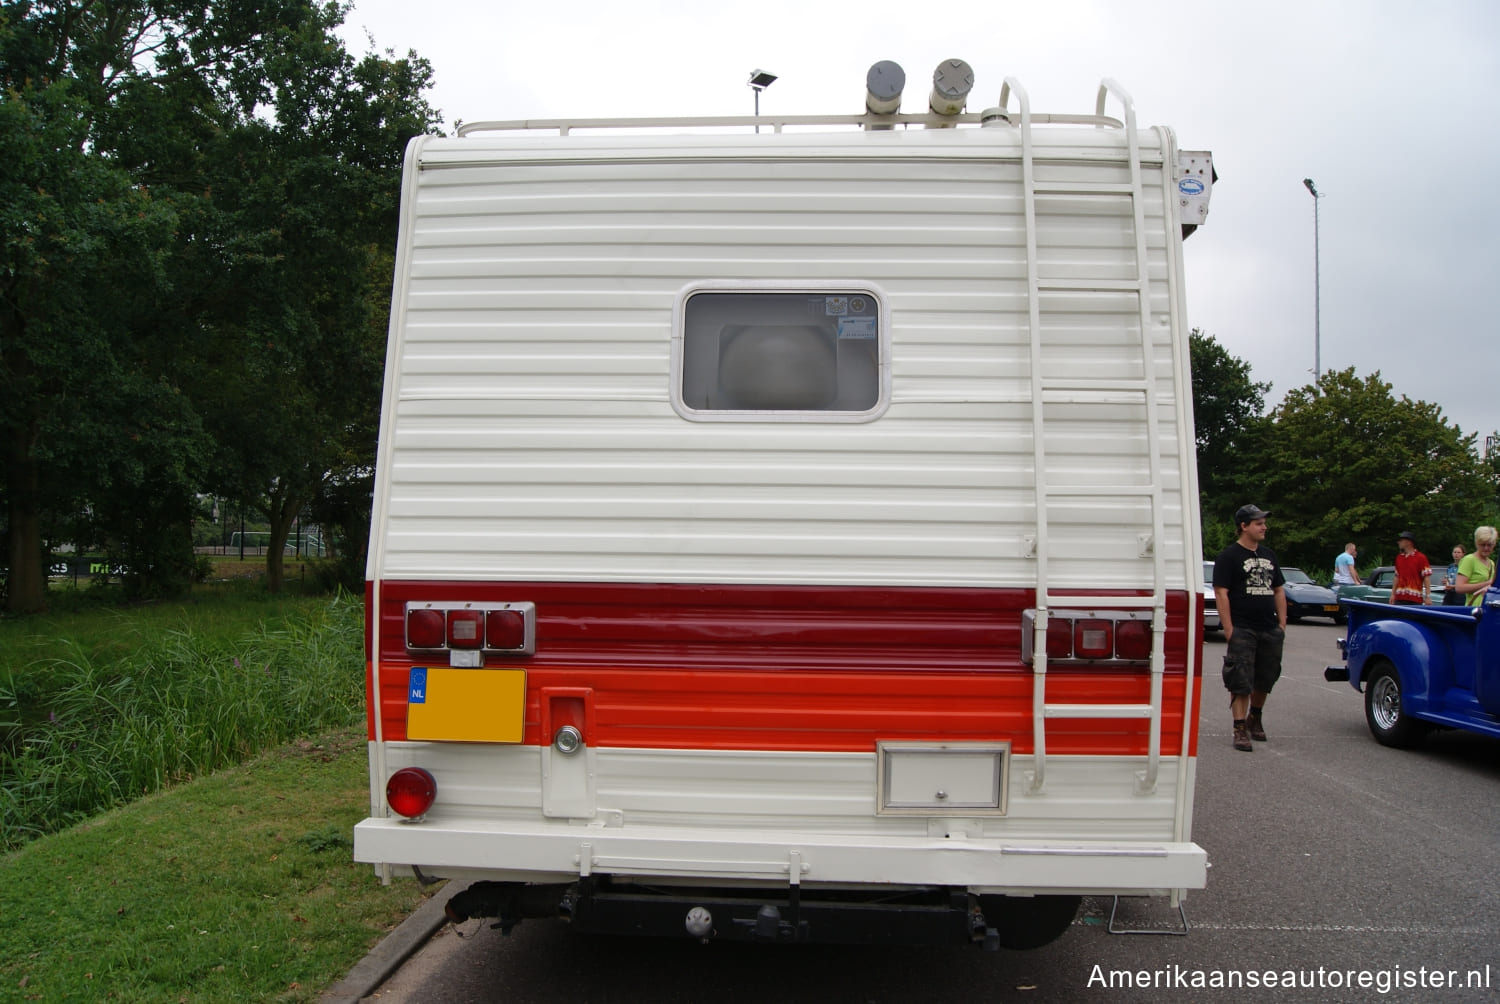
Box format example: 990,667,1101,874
0,594,365,850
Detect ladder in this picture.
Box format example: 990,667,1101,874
1001,78,1169,795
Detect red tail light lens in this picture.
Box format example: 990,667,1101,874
1045,617,1073,659
1022,608,1154,666
447,609,484,649
387,767,437,819
1074,619,1113,660
406,609,445,649
403,602,537,656
487,609,526,650
1114,619,1152,661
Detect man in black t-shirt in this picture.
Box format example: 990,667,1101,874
1212,504,1288,752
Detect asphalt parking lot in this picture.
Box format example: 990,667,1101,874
339,621,1500,1003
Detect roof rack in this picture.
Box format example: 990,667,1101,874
456,109,1124,138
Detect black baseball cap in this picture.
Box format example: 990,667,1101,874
1234,504,1271,525
1397,530,1416,542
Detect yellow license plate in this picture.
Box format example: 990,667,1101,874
406,666,526,743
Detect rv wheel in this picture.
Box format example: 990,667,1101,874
979,894,1080,950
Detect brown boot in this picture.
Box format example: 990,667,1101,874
1247,709,1267,742
1232,722,1253,752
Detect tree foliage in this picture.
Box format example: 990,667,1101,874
1189,330,1270,553
1237,368,1494,571
1,0,437,609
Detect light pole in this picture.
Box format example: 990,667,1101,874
1303,178,1323,382
748,69,776,133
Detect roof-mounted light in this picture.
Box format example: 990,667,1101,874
865,59,905,115
929,58,973,117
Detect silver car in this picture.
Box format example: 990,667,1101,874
1201,561,1220,631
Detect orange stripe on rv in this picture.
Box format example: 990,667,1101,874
366,580,1203,757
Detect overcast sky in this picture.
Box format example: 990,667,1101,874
338,0,1499,450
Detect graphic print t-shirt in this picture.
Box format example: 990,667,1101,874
1213,543,1285,631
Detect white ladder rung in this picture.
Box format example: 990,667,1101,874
1042,485,1154,498
1039,378,1150,394
1045,704,1155,719
1033,181,1136,196
1042,594,1158,609
1037,278,1143,293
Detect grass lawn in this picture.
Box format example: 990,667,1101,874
1,576,432,1000
0,728,431,1001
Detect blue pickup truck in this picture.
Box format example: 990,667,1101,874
1325,587,1500,746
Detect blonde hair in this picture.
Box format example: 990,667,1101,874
1477,526,1498,548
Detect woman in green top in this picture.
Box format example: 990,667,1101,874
1455,526,1496,607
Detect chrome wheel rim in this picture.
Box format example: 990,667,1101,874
1370,675,1401,730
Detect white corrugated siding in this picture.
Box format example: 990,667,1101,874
370,741,1190,841
372,127,1195,589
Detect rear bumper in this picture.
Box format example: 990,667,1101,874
355,816,1206,895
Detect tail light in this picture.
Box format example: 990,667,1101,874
404,602,537,664
486,609,527,650
406,608,445,649
387,767,437,820
1045,618,1072,659
1114,618,1153,661
1021,609,1155,666
1073,619,1113,660
446,609,484,649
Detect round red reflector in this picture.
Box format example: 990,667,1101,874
386,767,437,819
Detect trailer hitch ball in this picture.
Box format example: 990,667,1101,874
685,906,713,939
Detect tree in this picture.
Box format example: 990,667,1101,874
0,1,437,607
182,35,437,592
1188,330,1270,554
0,52,184,609
1247,368,1493,571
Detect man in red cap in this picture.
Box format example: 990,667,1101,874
1390,531,1431,605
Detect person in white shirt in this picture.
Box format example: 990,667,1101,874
1332,542,1360,586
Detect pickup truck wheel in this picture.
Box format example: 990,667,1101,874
1364,664,1427,748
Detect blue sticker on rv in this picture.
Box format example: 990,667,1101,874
408,667,428,704
1178,177,1205,196
837,317,877,339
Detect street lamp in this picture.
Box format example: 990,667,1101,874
1303,177,1323,382
748,69,776,133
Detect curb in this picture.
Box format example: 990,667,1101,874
320,880,463,1003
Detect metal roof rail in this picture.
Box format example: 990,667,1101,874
455,109,1123,138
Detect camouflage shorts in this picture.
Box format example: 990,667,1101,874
1222,625,1285,696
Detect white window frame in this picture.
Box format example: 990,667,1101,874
670,280,892,423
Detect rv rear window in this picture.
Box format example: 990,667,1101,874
677,290,883,418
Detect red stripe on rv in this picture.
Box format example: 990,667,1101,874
366,581,1203,757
